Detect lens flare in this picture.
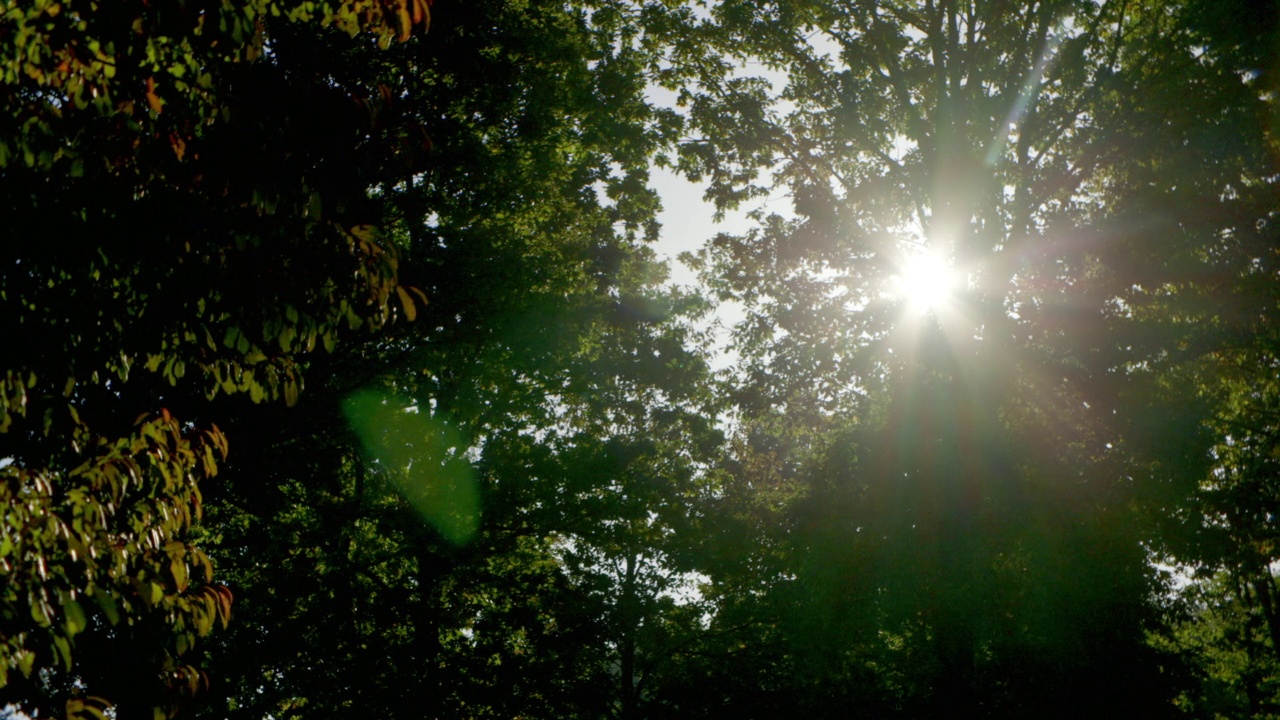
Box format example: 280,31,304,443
343,389,480,545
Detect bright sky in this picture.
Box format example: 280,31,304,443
650,166,746,287
650,165,770,371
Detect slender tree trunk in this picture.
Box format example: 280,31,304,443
619,552,640,720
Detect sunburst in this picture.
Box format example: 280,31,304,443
893,250,956,315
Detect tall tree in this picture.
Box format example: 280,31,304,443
176,2,727,718
667,0,1278,715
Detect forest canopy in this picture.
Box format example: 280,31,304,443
2,0,1279,718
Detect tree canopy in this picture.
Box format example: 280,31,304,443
3,0,1280,718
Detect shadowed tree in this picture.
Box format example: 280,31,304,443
0,2,431,716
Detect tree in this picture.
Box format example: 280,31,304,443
0,1,431,716
9,0,1280,717
1157,572,1280,718
542,341,723,720
165,3,728,718
664,0,1278,714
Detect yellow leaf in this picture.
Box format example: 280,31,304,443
81,702,110,720
145,77,163,114
395,286,416,321
171,557,188,592
396,0,412,41
349,224,377,243
413,0,431,31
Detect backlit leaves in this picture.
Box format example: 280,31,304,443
0,0,432,714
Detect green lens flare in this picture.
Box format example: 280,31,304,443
342,389,479,545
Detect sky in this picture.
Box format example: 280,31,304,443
650,166,746,287
648,167,753,370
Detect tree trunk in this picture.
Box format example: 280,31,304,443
618,552,640,720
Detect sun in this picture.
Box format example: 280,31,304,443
893,251,956,314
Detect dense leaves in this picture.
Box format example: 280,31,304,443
4,0,1280,718
169,2,720,718
665,0,1280,716
0,0,428,716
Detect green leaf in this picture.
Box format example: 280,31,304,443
64,597,87,637
17,650,34,678
170,556,188,592
52,635,72,671
144,581,163,608
31,599,51,627
92,587,120,625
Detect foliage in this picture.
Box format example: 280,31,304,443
662,0,1280,715
1158,572,1280,719
4,0,1280,717
0,0,430,716
160,2,725,718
